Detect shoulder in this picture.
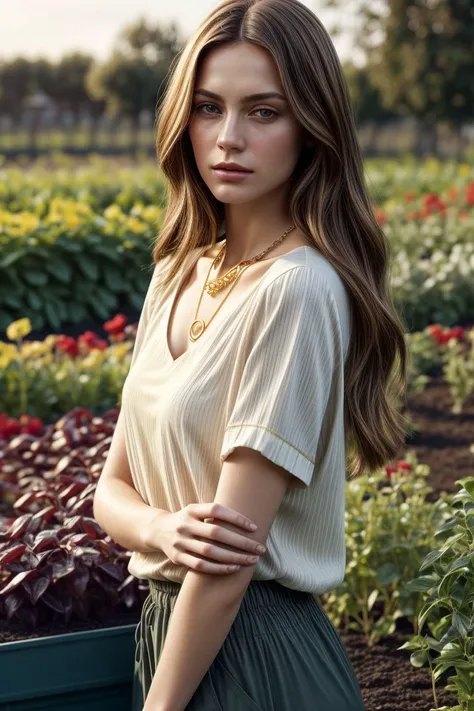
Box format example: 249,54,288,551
262,249,344,313
259,248,352,357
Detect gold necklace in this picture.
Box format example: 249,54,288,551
188,225,296,342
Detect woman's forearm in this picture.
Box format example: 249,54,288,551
143,569,252,711
93,477,167,553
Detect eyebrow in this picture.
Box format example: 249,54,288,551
193,89,288,103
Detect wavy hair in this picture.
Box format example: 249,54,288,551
152,0,410,479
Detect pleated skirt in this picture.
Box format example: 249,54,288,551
132,578,366,711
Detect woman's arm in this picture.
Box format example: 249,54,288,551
143,446,292,711
93,409,168,553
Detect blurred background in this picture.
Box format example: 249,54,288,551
1,8,474,711
1,0,472,159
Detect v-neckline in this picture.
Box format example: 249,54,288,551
163,244,309,366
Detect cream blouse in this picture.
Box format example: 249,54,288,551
121,242,352,594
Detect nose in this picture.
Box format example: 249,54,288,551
217,114,245,151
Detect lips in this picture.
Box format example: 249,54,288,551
213,165,252,172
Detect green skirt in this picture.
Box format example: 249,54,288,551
132,578,366,710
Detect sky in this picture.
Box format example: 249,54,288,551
0,0,358,64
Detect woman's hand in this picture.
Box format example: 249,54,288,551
146,502,266,574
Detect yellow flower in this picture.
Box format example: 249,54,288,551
21,341,51,359
126,216,146,234
0,343,18,368
425,158,439,174
104,204,124,221
7,318,32,341
81,350,107,369
109,342,131,362
123,239,135,249
45,335,61,349
459,164,471,177
142,205,162,222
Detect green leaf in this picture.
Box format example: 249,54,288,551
0,309,13,331
447,555,472,574
433,662,456,681
129,292,145,310
0,250,26,268
77,254,99,281
67,302,88,324
452,610,473,636
455,477,474,498
3,294,22,309
104,265,124,293
410,650,429,667
31,313,45,330
367,589,378,611
95,245,120,261
56,237,82,252
45,257,72,283
24,270,48,287
420,548,446,571
398,635,425,651
44,301,62,331
26,291,43,311
95,287,117,310
404,574,439,592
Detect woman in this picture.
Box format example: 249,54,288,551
93,1,408,709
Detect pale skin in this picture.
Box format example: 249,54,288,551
141,41,315,710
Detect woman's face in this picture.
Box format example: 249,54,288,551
187,42,307,206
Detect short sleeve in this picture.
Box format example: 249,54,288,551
220,266,342,489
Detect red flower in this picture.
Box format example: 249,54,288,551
78,330,108,353
465,181,474,206
427,324,464,345
396,460,412,472
0,417,21,439
448,326,464,340
104,314,128,336
56,335,79,358
385,465,397,480
427,324,443,338
421,193,447,217
18,415,43,436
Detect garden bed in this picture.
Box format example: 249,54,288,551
344,628,458,711
406,372,474,499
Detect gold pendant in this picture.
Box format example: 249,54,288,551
205,264,246,297
189,318,206,341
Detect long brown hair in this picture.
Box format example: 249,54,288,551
152,0,410,479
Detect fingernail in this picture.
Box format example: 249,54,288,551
249,523,257,530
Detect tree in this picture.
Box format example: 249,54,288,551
0,58,34,119
323,0,474,155
86,17,183,153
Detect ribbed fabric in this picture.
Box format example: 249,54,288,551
121,243,352,595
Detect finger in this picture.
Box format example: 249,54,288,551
178,552,241,575
196,521,265,556
185,538,260,566
194,503,257,531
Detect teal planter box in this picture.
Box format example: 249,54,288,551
1,623,137,711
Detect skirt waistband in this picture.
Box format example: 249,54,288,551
147,577,317,620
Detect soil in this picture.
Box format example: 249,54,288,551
405,372,474,500
2,372,472,710
343,628,458,711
